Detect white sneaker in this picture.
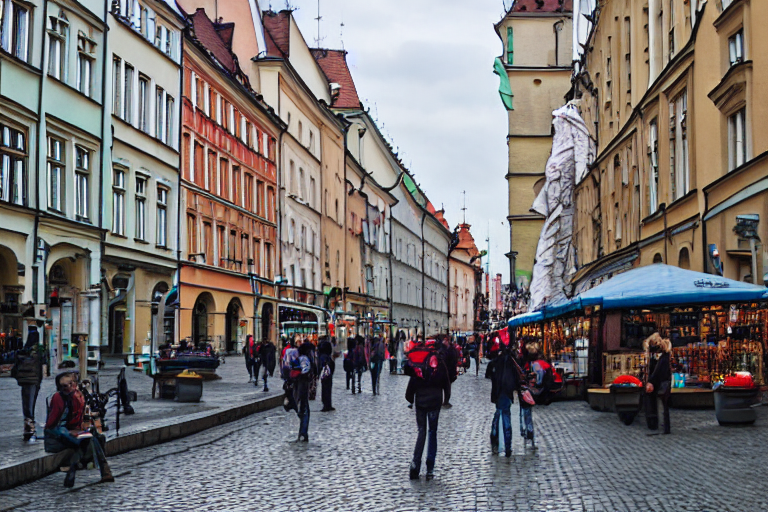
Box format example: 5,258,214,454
27,435,37,444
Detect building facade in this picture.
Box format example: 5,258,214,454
449,223,483,334
102,0,184,356
179,9,281,351
572,0,768,290
495,0,574,289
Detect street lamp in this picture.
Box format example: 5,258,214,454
734,214,761,284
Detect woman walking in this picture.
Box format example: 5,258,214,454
344,337,357,393
519,342,538,448
645,333,672,434
353,335,367,394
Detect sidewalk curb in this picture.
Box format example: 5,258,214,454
0,394,283,491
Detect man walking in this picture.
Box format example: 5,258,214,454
486,342,519,457
369,336,386,395
256,338,276,392
318,336,335,411
405,347,451,481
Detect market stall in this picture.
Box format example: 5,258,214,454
509,264,768,408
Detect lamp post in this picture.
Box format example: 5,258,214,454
734,215,761,284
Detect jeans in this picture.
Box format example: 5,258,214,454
21,384,40,421
370,361,383,394
321,376,332,409
259,365,269,389
491,393,512,452
355,369,363,391
346,370,355,391
413,407,440,472
294,380,310,437
519,404,534,437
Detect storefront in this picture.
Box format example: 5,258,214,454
510,264,768,395
277,302,329,345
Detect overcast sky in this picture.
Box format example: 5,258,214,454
284,0,516,282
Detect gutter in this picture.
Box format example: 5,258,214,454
33,0,49,305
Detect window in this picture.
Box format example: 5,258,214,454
76,34,95,97
47,137,64,212
668,0,675,61
253,239,261,276
1,1,30,61
289,219,295,244
217,226,225,266
729,29,744,66
75,147,89,219
123,63,134,124
221,100,229,130
202,222,212,263
135,175,146,240
139,75,150,133
648,119,659,214
256,180,264,216
219,158,229,199
729,108,746,170
300,225,306,252
669,90,688,200
112,169,126,235
0,123,27,206
187,214,197,255
265,242,272,278
289,160,297,196
165,94,174,145
506,26,513,64
193,142,204,187
244,173,254,211
155,87,165,141
298,121,303,143
309,177,316,208
299,168,306,200
232,166,241,206
112,57,122,114
206,150,216,191
48,10,69,80
309,131,314,153
267,187,275,221
157,186,168,247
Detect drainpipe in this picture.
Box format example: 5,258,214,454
702,188,709,273
33,0,49,308
420,210,426,334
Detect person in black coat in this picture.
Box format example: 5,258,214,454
485,342,519,457
353,335,367,394
256,339,276,392
344,338,357,393
13,322,44,442
318,336,335,411
405,355,451,481
645,334,672,434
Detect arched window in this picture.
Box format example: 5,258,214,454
678,247,690,269
653,253,663,264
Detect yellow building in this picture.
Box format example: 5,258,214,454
572,0,767,290
495,0,574,289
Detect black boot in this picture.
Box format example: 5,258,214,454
63,466,77,488
490,434,498,452
99,461,115,483
409,462,419,480
425,467,435,481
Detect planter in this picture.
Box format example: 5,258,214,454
714,387,758,425
176,375,204,403
610,385,644,425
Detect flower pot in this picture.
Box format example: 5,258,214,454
714,387,758,425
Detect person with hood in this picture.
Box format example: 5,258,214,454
256,338,276,392
294,342,313,442
12,322,44,443
353,335,367,394
369,336,386,395
405,349,451,481
318,336,335,411
485,341,520,457
645,333,672,434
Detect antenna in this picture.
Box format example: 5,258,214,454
486,221,491,276
314,0,324,47
461,190,467,224
340,20,345,50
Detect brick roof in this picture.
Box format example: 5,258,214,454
455,223,480,257
310,49,361,109
214,22,235,51
262,10,291,58
189,9,235,73
433,209,450,230
511,0,572,13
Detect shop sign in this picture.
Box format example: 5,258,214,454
694,278,730,289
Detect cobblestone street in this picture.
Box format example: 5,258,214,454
2,362,768,512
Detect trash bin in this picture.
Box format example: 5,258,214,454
714,387,758,425
175,370,203,403
610,384,644,425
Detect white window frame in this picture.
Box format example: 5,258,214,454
135,175,147,241
729,107,746,171
47,10,69,80
648,119,659,214
2,1,30,62
112,56,122,116
76,34,95,97
155,86,165,142
74,146,90,220
112,168,126,235
669,90,688,201
157,185,168,247
139,75,150,133
123,62,134,124
165,94,175,147
47,136,64,212
0,123,27,206
729,29,744,66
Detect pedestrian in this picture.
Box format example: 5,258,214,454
519,342,538,447
12,322,44,443
468,334,481,376
645,333,672,434
353,335,367,394
244,334,257,383
370,336,386,395
344,337,357,393
301,338,318,400
44,372,114,487
318,336,335,411
485,341,519,457
256,338,276,392
281,339,299,411
405,346,451,481
294,343,313,442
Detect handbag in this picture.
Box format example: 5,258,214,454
520,387,536,406
320,364,331,381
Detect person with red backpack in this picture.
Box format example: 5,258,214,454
405,342,451,481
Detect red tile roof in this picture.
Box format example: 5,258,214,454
189,9,235,73
455,223,480,258
310,49,361,109
511,0,572,13
214,22,235,51
433,209,450,230
262,11,291,58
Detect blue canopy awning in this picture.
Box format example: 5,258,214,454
509,264,768,329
